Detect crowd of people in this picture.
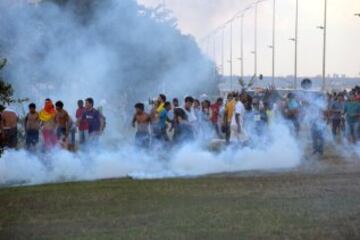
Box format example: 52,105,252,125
0,98,105,152
133,86,360,155
0,86,359,156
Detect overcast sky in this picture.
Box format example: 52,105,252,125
138,0,360,78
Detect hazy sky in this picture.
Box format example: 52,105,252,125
138,0,360,78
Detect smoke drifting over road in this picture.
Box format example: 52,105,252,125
0,0,303,186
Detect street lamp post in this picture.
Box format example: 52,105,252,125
229,21,233,91
294,0,299,89
289,0,299,89
221,27,225,79
322,0,328,91
240,14,245,81
271,0,276,87
237,6,251,83
213,34,217,83
316,0,328,91
254,2,258,79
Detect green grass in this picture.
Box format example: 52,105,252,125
1,170,360,240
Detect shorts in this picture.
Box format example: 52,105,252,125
135,132,150,148
2,128,18,149
26,130,39,148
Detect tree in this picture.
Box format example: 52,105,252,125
0,58,15,105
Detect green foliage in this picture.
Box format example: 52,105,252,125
0,58,14,105
0,79,14,105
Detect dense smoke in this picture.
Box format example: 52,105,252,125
0,0,304,186
0,0,215,109
0,122,301,185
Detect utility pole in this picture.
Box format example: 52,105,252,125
254,2,258,78
229,21,233,91
240,14,245,81
271,0,276,87
294,0,299,89
322,0,328,91
221,27,225,79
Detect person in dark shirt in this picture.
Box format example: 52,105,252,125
173,108,194,144
82,98,104,142
76,100,89,144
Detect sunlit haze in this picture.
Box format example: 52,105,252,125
138,0,360,78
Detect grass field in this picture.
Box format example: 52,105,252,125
1,116,358,239
1,162,360,240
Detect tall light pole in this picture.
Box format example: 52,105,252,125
212,33,217,63
239,14,245,81
317,0,328,91
221,27,225,79
322,0,328,91
292,0,299,89
229,21,233,91
254,2,258,78
237,6,252,82
294,0,299,89
212,34,217,83
271,0,276,87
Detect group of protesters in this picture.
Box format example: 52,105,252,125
0,97,105,152
0,86,359,156
133,86,360,155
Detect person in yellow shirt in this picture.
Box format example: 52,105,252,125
223,93,236,144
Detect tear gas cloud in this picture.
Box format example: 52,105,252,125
0,0,304,186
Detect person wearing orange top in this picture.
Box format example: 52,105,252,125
223,93,236,144
39,99,57,150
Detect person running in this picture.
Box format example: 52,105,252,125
167,98,179,129
344,93,360,143
150,94,167,142
0,105,18,149
39,99,57,150
161,101,172,141
172,98,179,108
24,103,40,150
231,94,247,143
173,107,194,144
250,98,268,136
55,101,71,142
76,100,89,144
223,93,236,144
210,98,223,139
193,99,201,122
82,98,104,141
330,94,344,138
132,103,151,148
183,96,197,125
199,99,212,140
284,92,300,136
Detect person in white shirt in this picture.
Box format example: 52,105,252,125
183,96,197,124
231,95,248,143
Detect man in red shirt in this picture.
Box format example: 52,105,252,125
76,100,89,144
210,98,223,139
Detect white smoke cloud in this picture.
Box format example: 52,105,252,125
0,120,302,186
0,0,305,187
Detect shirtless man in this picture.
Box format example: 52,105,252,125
0,105,18,149
55,101,71,141
132,103,151,148
24,103,41,150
